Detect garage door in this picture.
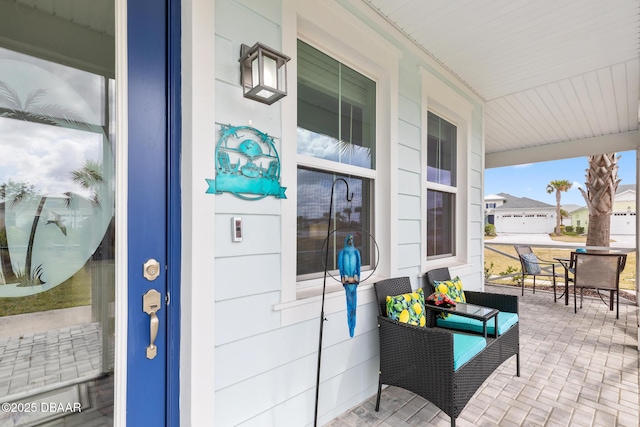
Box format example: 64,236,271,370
500,213,550,234
611,212,636,235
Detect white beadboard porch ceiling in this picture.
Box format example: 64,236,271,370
362,0,640,164
13,0,114,36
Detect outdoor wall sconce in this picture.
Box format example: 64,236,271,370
239,42,290,105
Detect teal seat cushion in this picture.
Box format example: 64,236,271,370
453,333,486,370
437,312,519,336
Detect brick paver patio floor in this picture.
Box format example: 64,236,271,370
0,321,112,426
327,284,639,427
0,323,102,403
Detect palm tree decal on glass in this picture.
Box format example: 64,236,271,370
0,74,113,294
0,81,94,131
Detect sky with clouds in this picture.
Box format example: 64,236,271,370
485,150,637,207
0,47,110,199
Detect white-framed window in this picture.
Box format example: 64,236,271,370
278,1,399,318
296,40,376,283
426,111,456,258
420,66,475,271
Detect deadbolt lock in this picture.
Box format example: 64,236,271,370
143,259,161,281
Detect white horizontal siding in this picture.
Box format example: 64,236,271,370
397,243,421,269
397,194,421,220
215,308,379,425
397,145,421,174
215,292,282,345
397,220,420,244
398,66,421,104
398,119,421,150
215,0,282,52
397,169,420,195
398,94,421,126
215,254,281,301
215,214,281,257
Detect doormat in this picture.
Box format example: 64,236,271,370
0,383,90,427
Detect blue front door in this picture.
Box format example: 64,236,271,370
127,0,180,425
0,0,179,425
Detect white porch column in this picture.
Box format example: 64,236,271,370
636,143,639,349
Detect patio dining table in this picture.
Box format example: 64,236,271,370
555,252,627,310
553,257,572,306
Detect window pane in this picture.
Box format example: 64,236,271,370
427,190,454,257
0,42,115,423
297,40,375,169
297,168,372,278
427,112,456,186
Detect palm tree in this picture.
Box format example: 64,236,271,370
578,153,620,247
560,208,569,222
546,179,572,235
0,181,36,208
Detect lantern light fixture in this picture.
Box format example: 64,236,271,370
239,42,290,105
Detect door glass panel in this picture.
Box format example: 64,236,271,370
0,3,115,426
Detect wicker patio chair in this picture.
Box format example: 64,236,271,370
514,245,562,300
374,276,520,427
571,251,627,319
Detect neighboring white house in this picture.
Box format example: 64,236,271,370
571,184,637,235
485,193,556,234
561,204,581,227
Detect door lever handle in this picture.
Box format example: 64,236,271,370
147,310,159,359
143,289,162,359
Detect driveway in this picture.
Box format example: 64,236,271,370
490,233,636,249
611,234,636,247
490,233,554,244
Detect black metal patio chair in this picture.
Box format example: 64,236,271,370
571,251,627,319
514,245,562,301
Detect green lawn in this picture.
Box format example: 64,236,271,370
0,264,91,316
484,235,637,291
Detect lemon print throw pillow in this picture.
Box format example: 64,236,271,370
386,288,426,327
434,276,466,303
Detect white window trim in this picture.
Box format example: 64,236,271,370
420,67,474,272
277,0,401,326
114,0,127,423
297,154,378,180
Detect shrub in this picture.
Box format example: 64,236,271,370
484,262,494,279
499,265,521,283
576,226,585,234
564,225,574,233
484,224,496,236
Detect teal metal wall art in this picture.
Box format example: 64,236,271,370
206,124,286,200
